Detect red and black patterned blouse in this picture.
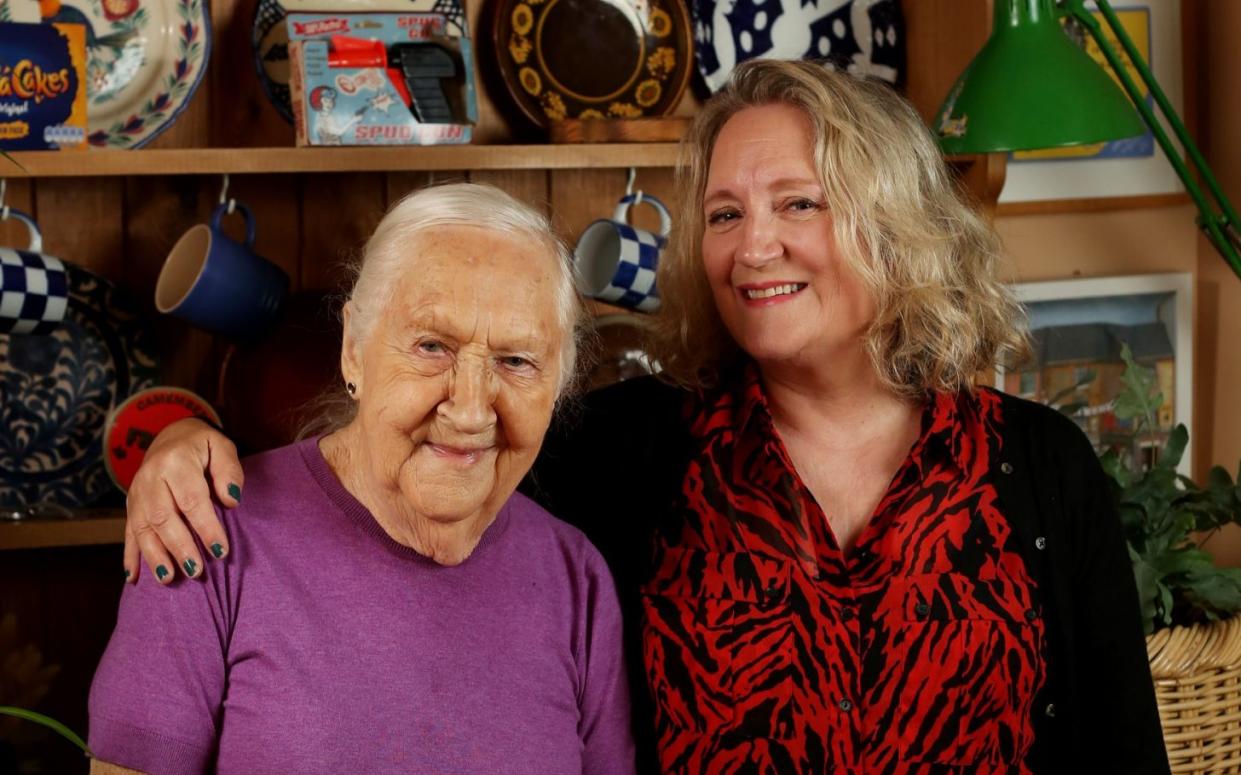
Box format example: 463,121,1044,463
641,365,1047,773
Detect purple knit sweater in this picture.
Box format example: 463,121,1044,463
88,438,635,775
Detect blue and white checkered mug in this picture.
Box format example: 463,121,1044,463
0,209,69,336
574,193,671,313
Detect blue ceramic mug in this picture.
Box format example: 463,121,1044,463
0,208,69,335
156,203,289,339
573,193,670,313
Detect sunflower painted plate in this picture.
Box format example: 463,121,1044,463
492,0,692,128
0,0,211,148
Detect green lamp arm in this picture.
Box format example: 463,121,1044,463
1062,0,1241,278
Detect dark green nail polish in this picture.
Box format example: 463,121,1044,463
211,542,225,559
228,483,242,502
156,565,169,581
124,568,131,581
183,558,198,577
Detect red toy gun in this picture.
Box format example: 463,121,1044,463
328,35,456,124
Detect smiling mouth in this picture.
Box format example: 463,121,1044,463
426,444,491,465
741,283,807,301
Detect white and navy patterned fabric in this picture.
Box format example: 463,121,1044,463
595,223,663,313
693,0,905,93
0,249,69,335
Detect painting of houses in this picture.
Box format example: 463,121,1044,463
999,273,1193,473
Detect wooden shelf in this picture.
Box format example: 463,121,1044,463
0,145,998,182
0,509,125,551
0,144,682,178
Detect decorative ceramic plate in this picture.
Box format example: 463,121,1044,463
691,0,904,93
0,0,211,147
253,0,468,124
0,262,159,509
492,0,693,127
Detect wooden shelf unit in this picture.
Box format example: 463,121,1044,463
0,144,683,178
0,509,125,551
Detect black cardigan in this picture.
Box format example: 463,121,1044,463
521,376,1169,774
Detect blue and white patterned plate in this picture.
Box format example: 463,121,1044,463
0,0,211,147
0,262,158,509
692,0,904,93
253,0,468,124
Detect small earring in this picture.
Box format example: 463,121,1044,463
346,382,357,396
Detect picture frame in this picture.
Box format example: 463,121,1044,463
999,0,1185,204
996,272,1194,473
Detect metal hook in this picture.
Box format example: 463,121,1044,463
625,168,643,205
218,174,236,214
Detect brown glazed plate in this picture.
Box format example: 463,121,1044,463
492,0,693,127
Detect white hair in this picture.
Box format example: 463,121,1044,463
348,182,584,395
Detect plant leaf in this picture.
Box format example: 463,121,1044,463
1130,547,1161,634
1158,424,1189,470
0,706,90,754
1113,343,1161,433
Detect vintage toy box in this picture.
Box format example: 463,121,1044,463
287,12,476,146
0,21,88,150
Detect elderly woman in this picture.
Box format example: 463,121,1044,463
118,61,1166,773
87,184,635,774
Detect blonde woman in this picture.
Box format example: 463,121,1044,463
118,61,1165,773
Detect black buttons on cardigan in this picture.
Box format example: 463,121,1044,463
1000,461,1014,474
1035,536,1047,550
915,602,930,618
1025,609,1039,622
840,607,856,622
838,698,854,712
1044,702,1056,718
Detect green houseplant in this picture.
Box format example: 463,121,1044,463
1092,346,1241,635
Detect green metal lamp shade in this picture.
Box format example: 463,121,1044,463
937,0,1145,154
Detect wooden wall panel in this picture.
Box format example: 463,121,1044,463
468,169,551,215
224,174,303,287
34,180,125,280
208,0,293,147
300,174,386,290
901,0,991,124
122,176,213,289
0,179,36,250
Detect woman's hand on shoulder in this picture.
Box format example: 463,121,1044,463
124,418,244,585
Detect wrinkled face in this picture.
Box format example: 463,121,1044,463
701,103,876,369
343,225,564,529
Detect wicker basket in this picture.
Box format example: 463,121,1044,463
1147,616,1241,773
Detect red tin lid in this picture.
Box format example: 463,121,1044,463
104,387,221,493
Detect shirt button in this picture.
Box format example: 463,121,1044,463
839,698,853,712
1035,536,1047,550
915,602,930,618
840,607,856,622
1025,609,1039,622
1044,702,1056,718
1000,462,1014,474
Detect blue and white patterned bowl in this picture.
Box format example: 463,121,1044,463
691,0,904,93
0,261,158,509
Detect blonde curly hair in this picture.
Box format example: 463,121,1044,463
650,59,1029,396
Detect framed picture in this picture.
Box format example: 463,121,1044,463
996,272,1193,473
999,0,1185,203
